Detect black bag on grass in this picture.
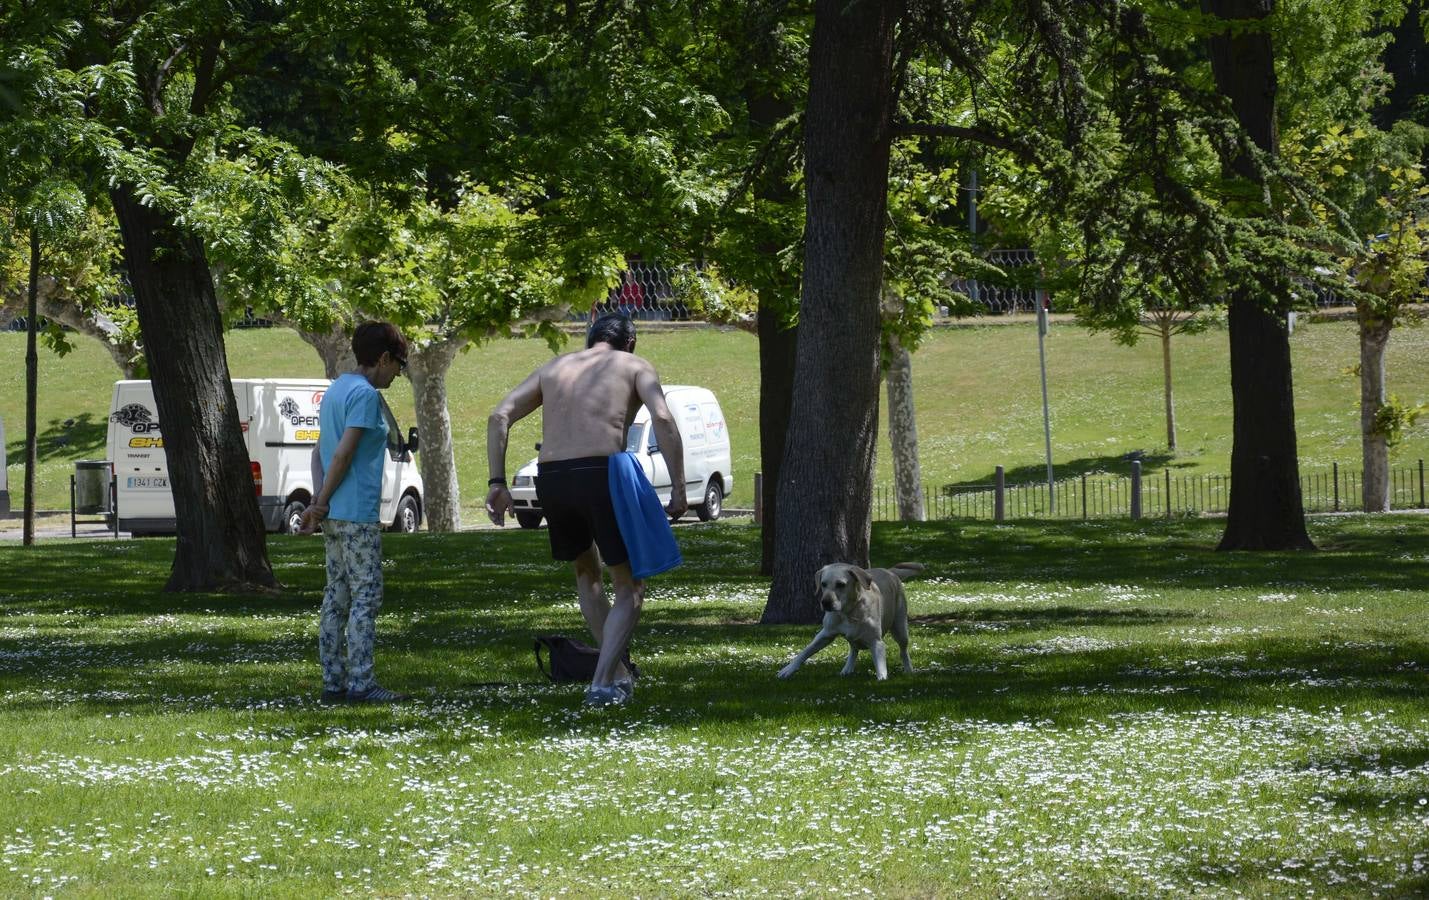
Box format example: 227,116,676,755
533,635,640,683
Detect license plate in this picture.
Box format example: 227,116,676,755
127,476,168,490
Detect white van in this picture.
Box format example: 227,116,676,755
106,379,424,536
508,385,733,529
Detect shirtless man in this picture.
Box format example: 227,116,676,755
485,313,687,706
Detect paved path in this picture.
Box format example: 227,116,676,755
0,511,755,542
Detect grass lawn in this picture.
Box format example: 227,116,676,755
2,317,1427,522
0,516,1426,896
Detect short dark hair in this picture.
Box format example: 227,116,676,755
352,321,408,366
586,312,637,350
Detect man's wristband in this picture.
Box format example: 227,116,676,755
487,477,507,486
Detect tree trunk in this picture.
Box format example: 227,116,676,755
1359,313,1392,513
2,277,144,378
406,336,467,533
110,187,278,591
1161,324,1177,452
885,333,924,521
23,228,39,548
757,300,798,576
1217,300,1314,550
764,0,901,623
744,73,800,578
294,321,357,378
1204,0,1314,551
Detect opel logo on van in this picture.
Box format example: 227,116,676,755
110,403,160,433
279,396,319,427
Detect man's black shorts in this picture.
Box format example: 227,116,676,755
535,456,630,567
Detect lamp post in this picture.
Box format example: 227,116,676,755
1037,295,1054,507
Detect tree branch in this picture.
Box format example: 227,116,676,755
890,120,1035,162
189,39,220,117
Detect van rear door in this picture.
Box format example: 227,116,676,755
673,398,708,494
108,381,173,529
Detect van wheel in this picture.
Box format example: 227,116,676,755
391,495,421,533
283,500,307,535
697,482,723,522
515,511,543,529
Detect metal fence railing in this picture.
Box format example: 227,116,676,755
874,460,1429,521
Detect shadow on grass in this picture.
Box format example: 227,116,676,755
5,412,108,462
0,517,1426,739
940,451,1184,491
1297,744,1429,817
909,606,1197,630
1172,843,1429,897
869,516,1429,591
3,611,1425,736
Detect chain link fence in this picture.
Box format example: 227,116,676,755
13,252,1401,333
582,262,698,322
944,249,1397,315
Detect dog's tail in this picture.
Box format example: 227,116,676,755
887,562,924,581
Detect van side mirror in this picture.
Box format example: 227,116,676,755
535,442,542,452
406,427,419,454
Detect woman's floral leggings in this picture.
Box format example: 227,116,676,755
319,519,384,694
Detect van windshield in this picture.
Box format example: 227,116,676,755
625,424,646,454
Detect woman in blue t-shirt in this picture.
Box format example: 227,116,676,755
300,321,410,705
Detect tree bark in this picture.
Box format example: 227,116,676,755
757,301,797,575
1359,313,1392,513
743,67,801,578
110,186,278,591
764,0,901,623
1218,301,1314,550
1161,323,1177,452
1204,0,1314,551
23,228,39,548
406,336,467,533
292,320,357,378
885,333,924,521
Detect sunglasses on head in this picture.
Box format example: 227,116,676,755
392,352,407,373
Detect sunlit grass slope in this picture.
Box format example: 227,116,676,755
1,317,1425,519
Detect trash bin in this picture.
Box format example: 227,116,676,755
75,460,113,514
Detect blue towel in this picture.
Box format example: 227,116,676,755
608,452,683,579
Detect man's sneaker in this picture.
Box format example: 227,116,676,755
347,685,411,704
583,685,628,708
319,689,349,705
613,678,635,701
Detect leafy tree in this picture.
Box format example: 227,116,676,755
222,1,731,532
316,184,582,533
1301,136,1429,510
0,2,296,590
0,27,103,545
1279,0,1429,512
0,205,142,377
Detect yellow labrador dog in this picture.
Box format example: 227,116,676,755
777,562,924,681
